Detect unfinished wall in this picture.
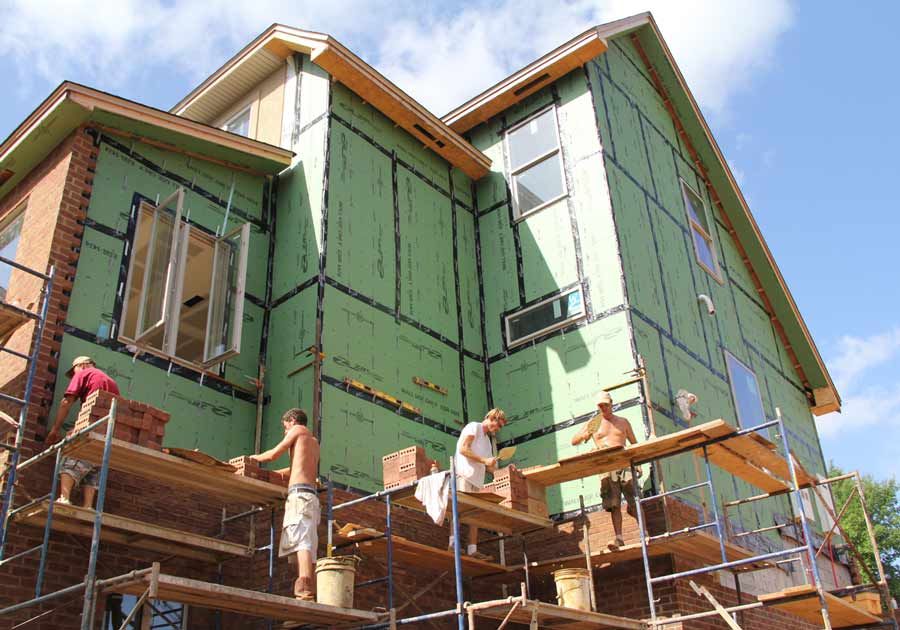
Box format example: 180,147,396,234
263,55,481,490
468,69,642,516
587,35,831,559
48,129,269,459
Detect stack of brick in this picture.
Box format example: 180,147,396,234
70,390,169,451
484,466,529,512
382,445,433,490
227,456,289,487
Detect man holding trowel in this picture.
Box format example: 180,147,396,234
248,408,320,601
571,390,639,549
452,407,507,560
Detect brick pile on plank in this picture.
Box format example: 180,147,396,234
382,445,433,490
228,456,289,487
70,390,168,450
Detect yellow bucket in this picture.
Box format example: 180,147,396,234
316,555,360,608
553,567,592,611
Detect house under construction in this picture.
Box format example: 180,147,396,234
0,11,895,630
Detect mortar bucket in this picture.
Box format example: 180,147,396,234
552,567,592,611
316,555,359,608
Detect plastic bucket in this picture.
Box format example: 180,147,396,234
552,567,592,611
316,555,359,608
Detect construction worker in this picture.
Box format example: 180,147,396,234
248,408,320,601
45,356,120,508
452,407,506,560
571,390,639,550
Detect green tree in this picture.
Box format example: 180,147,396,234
827,464,900,600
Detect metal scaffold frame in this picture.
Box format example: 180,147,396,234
626,409,899,630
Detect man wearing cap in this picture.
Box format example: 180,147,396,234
571,390,639,549
45,356,120,507
452,407,506,560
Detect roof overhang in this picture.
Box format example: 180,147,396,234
442,26,609,133
605,14,840,413
0,82,294,203
172,24,491,180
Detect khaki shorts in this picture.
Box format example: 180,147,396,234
456,476,482,493
279,489,320,558
600,469,635,511
60,457,99,489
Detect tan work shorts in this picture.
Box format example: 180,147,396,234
600,469,635,511
278,489,320,558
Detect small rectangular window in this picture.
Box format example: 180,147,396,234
505,288,585,347
0,207,25,301
120,188,249,369
681,179,721,280
506,107,567,219
724,351,766,428
223,106,251,138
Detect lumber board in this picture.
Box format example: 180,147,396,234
0,301,35,346
516,531,770,576
11,501,251,563
523,420,736,486
65,433,286,505
704,443,788,493
393,487,552,535
105,572,379,624
163,447,236,472
336,527,510,577
468,598,643,629
759,585,882,627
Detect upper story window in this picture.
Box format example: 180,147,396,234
0,206,25,301
119,187,250,369
505,287,585,348
724,351,766,428
506,107,567,219
222,106,252,138
681,179,721,281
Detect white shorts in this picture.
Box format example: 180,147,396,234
278,489,320,558
456,476,483,493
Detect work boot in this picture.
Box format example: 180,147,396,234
293,577,314,601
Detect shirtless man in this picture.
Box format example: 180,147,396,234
571,390,639,549
249,408,320,601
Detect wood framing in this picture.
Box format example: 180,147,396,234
64,433,287,505
11,501,251,563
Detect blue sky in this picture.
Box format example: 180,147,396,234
2,1,897,480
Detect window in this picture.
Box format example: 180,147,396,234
681,179,721,280
505,287,585,347
506,107,567,219
724,352,766,428
222,106,251,137
119,188,250,368
0,208,24,301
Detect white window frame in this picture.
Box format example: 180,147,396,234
723,350,767,429
505,105,569,221
680,178,722,283
222,105,252,138
119,188,251,370
504,286,585,348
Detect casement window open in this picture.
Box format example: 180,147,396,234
505,286,585,348
506,106,568,219
681,179,722,281
119,187,250,369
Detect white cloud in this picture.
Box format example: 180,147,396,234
817,328,900,439
0,0,794,118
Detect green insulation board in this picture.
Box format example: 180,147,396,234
58,134,267,459
593,35,828,542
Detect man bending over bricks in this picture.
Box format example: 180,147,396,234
45,356,120,508
249,408,320,601
452,407,506,560
571,390,640,550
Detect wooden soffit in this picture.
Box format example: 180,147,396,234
442,27,608,134
172,24,491,179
